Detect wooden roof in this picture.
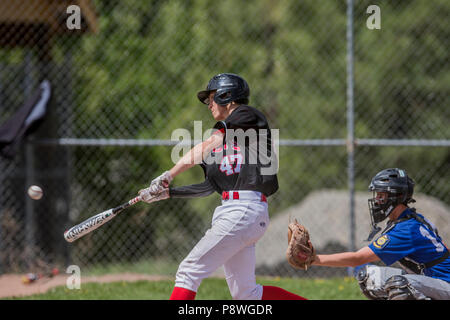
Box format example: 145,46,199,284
0,0,98,47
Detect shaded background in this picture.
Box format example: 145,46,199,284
0,0,448,278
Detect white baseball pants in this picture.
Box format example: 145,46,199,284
174,191,270,300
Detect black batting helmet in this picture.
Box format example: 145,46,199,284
197,73,250,106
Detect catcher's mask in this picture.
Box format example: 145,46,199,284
197,73,250,106
366,168,415,240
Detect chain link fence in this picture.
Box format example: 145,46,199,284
0,0,449,280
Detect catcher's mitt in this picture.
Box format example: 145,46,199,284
286,219,316,270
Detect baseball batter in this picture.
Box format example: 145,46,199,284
307,168,450,300
139,73,306,300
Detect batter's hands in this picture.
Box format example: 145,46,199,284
148,171,173,194
138,171,173,203
138,186,170,203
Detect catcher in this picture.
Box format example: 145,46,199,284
287,168,450,300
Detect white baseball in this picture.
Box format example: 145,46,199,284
28,185,43,200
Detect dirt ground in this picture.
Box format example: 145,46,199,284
0,273,169,299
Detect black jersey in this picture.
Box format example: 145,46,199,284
170,105,279,198
203,105,278,196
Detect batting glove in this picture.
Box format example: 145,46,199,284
148,171,173,195
138,187,170,204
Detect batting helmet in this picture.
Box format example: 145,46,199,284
197,73,250,106
368,168,415,224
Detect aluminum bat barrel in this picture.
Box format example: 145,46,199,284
64,196,141,242
64,208,117,242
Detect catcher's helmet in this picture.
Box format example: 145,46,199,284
197,73,250,106
368,168,415,224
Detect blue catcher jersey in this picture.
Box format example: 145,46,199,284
369,208,450,282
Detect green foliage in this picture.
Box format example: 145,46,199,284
1,0,447,267
354,0,450,140
58,0,448,263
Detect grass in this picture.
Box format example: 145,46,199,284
7,276,366,300
80,258,179,276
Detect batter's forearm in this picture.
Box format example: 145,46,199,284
169,133,223,178
169,148,199,178
169,180,215,198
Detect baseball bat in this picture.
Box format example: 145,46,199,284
64,195,142,242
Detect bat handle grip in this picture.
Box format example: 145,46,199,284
112,195,142,214
129,195,142,205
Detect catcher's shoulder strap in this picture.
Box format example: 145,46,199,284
382,209,449,274
381,209,438,237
